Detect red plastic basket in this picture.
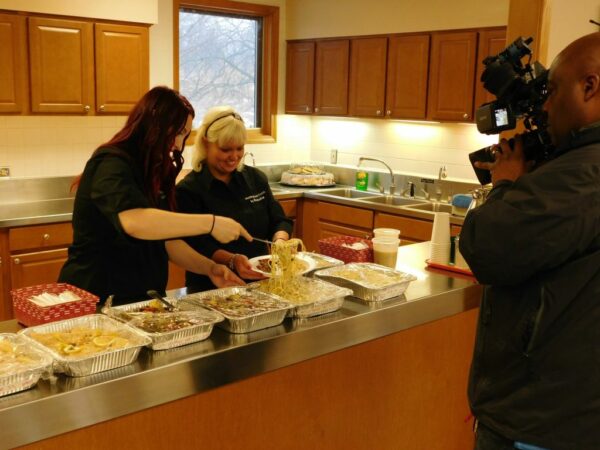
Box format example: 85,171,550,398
11,283,99,327
318,235,373,264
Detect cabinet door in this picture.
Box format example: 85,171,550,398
314,40,349,116
349,37,387,118
385,34,430,120
95,23,149,114
427,31,478,121
0,14,28,113
285,42,315,114
28,17,95,114
474,28,506,111
10,248,68,290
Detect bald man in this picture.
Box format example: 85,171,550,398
459,32,600,450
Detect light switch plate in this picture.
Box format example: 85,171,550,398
330,149,338,164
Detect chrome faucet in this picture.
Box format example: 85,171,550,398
434,165,447,202
438,165,447,180
401,181,415,198
357,157,396,196
243,152,256,166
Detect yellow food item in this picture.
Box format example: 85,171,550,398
30,326,130,357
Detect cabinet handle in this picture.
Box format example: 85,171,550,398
43,233,50,241
462,113,469,119
376,110,381,116
315,107,319,113
84,105,91,112
14,258,20,265
99,105,105,112
386,110,391,116
305,106,310,113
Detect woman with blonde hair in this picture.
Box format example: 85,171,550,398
176,106,293,292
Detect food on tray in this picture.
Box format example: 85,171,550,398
255,276,343,305
133,299,173,313
0,338,41,375
126,312,212,333
323,265,409,288
280,163,335,186
29,327,130,357
199,292,285,317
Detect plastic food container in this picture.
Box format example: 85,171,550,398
0,333,53,397
103,299,224,351
250,277,352,318
314,263,417,302
19,315,151,377
180,287,292,334
11,283,99,327
373,228,401,239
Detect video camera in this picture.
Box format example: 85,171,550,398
469,36,554,185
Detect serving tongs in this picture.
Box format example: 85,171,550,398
146,290,177,312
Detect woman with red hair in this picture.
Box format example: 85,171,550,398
59,86,250,305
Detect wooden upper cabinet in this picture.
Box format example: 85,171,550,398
474,28,507,111
427,31,478,121
385,34,430,120
285,41,315,114
314,40,349,116
28,17,95,114
95,23,149,114
0,14,28,113
349,37,387,118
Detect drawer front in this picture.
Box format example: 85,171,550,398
9,222,73,252
279,199,297,218
374,213,433,243
317,202,373,229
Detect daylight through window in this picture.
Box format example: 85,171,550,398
179,9,262,129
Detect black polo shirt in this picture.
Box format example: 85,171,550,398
59,147,169,304
176,165,293,291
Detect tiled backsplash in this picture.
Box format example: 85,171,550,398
0,114,497,184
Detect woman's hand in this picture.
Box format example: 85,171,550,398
233,254,267,280
211,216,252,243
208,263,245,288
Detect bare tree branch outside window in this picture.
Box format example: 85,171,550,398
179,9,261,128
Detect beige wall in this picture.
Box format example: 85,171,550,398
0,0,158,23
544,0,600,64
286,0,509,39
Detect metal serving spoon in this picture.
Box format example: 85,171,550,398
146,290,176,312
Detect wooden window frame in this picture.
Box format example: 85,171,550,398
174,0,279,143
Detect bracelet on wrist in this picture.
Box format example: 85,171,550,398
227,253,239,271
209,214,216,234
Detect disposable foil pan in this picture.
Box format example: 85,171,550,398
180,287,292,334
104,299,224,351
314,262,417,302
19,315,151,377
250,277,352,318
0,333,53,397
299,252,345,276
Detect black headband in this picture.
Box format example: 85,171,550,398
204,112,244,137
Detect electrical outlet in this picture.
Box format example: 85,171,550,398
0,167,10,178
330,149,338,164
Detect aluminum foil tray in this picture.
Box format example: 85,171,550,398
314,262,417,302
19,315,151,377
299,252,344,276
250,277,352,318
104,299,224,351
0,333,53,397
180,287,292,334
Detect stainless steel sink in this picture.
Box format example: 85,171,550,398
317,188,383,199
404,202,454,213
360,195,424,206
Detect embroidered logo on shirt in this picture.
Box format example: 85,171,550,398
245,190,266,203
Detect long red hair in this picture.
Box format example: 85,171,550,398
73,86,194,210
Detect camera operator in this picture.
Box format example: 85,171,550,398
460,32,600,450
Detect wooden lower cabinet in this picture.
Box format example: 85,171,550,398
374,212,433,245
10,249,68,290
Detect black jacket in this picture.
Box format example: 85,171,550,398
459,124,600,450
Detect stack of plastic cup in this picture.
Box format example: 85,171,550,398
373,228,401,239
371,237,400,268
429,212,451,264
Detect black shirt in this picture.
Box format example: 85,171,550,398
176,165,293,291
59,147,169,304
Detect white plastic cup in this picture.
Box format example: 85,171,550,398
373,228,401,239
430,212,451,245
371,237,400,268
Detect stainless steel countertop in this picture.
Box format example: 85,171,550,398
0,242,481,448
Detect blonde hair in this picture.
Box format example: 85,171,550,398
192,106,247,172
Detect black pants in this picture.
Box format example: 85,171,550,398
475,422,516,450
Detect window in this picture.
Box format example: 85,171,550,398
174,1,279,142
